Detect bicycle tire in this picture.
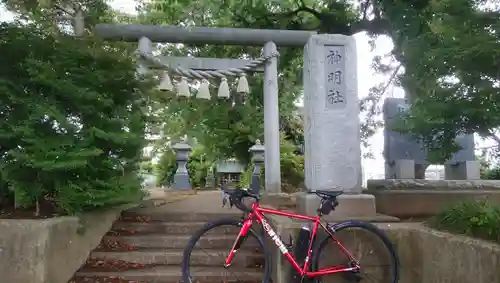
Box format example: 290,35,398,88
181,217,272,283
311,220,400,283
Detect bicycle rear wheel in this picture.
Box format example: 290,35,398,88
311,220,399,283
182,217,272,283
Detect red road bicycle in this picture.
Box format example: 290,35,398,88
182,187,399,283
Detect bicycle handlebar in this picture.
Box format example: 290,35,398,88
220,185,259,213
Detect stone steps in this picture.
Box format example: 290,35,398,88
87,249,264,267
120,211,244,223
102,235,259,249
109,221,245,235
73,266,263,283
70,207,266,283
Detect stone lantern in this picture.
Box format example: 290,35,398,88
205,165,216,189
171,137,192,190
249,139,265,194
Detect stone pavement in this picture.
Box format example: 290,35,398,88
144,188,245,214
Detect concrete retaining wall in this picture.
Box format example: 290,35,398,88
0,204,135,283
267,217,500,283
386,224,500,283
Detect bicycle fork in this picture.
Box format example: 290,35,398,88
224,216,254,267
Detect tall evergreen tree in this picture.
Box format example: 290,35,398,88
0,21,151,214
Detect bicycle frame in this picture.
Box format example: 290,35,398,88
224,202,360,277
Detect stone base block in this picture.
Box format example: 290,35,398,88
445,160,481,180
0,204,135,283
386,159,416,179
296,193,377,221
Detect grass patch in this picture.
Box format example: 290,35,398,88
428,200,500,243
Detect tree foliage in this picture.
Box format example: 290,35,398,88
0,20,151,214
386,0,500,162
3,0,499,201
129,0,398,158
133,1,313,189
131,0,499,180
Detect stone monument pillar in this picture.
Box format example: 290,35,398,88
296,34,376,219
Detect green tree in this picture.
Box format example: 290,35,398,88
132,0,395,185
478,148,500,180
134,1,320,184
385,0,500,162
7,0,498,192
140,160,155,174
0,21,151,214
130,0,414,159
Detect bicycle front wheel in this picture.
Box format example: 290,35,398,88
182,217,272,283
311,220,400,283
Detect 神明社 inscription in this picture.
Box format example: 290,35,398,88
324,45,346,109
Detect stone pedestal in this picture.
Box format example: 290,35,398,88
296,194,377,221
171,140,192,190
297,34,376,219
445,160,481,180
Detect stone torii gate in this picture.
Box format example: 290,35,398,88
95,24,317,194
95,24,374,218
